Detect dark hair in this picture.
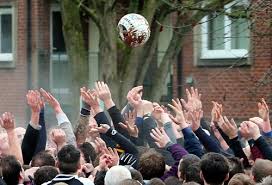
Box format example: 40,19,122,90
200,153,229,185
129,168,143,184
164,176,182,185
119,179,141,185
179,154,201,180
79,142,96,163
57,144,81,174
252,159,272,183
185,163,202,184
226,157,244,184
138,151,165,180
0,155,22,185
228,173,254,185
31,151,56,167
149,178,165,185
34,166,59,185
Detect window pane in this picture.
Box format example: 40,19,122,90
1,14,12,53
231,16,249,49
52,11,66,53
208,14,225,50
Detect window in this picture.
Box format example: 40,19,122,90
0,6,13,62
200,1,250,59
50,5,72,106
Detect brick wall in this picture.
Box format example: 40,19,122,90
176,1,272,121
0,0,28,126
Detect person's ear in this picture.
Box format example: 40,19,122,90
200,171,204,181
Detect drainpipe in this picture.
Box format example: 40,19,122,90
27,0,32,90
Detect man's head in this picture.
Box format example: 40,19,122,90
252,159,272,183
228,173,254,185
34,166,59,185
104,166,132,185
1,155,23,185
184,163,202,184
200,153,229,185
164,176,182,185
178,154,200,180
79,142,97,164
56,144,81,174
227,157,244,183
31,151,56,167
138,150,165,180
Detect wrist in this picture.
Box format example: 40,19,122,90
253,133,262,140
104,99,115,109
54,106,63,114
93,107,103,115
229,134,238,139
6,129,15,134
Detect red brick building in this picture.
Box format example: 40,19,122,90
0,0,271,125
173,0,272,121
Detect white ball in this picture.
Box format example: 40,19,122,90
117,13,150,47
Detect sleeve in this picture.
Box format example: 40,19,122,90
21,124,40,165
34,108,47,154
94,111,111,126
161,143,188,181
56,113,76,146
142,116,157,148
104,128,138,156
182,127,204,158
107,106,129,137
254,136,272,161
194,127,221,153
229,136,250,168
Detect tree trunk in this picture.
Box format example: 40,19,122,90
60,0,89,122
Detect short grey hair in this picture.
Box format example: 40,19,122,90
105,166,132,185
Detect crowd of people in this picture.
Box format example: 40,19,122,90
0,81,272,185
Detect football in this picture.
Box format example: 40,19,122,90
117,13,150,47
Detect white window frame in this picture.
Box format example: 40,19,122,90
200,1,249,59
50,4,69,95
0,6,14,62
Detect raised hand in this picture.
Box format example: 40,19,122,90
240,121,261,140
94,137,107,153
189,109,203,132
80,88,101,114
51,129,67,148
150,128,171,148
96,124,111,134
258,98,269,122
95,81,114,109
102,147,119,167
26,90,44,113
127,86,143,109
219,116,238,139
120,110,139,137
40,88,61,113
180,87,202,112
239,121,252,140
211,101,223,123
0,112,15,132
168,99,188,129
